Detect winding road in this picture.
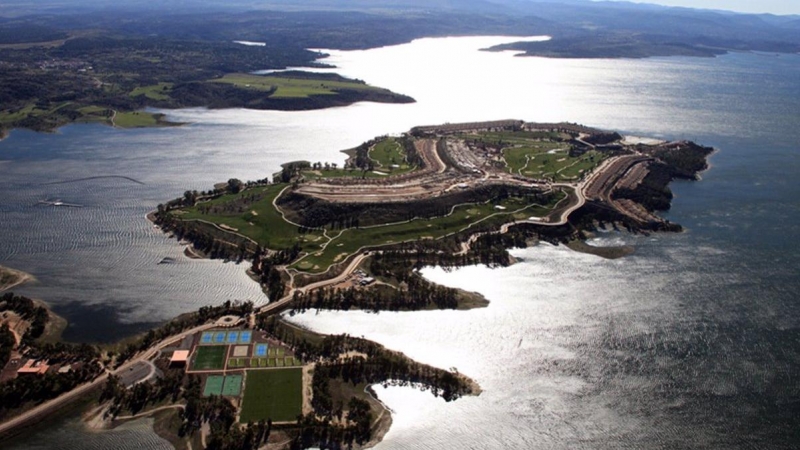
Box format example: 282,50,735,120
0,322,215,437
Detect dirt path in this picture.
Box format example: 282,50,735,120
115,404,185,421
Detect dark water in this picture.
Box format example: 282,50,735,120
1,37,799,448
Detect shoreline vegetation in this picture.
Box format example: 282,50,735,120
0,71,414,138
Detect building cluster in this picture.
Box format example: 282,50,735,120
1,357,76,382
353,270,375,286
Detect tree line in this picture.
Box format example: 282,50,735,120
116,300,254,365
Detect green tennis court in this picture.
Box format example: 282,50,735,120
203,375,224,396
222,374,242,396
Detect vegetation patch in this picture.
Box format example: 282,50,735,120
114,111,167,128
129,83,173,101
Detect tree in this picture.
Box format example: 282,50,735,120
227,178,244,194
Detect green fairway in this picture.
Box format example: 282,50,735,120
203,375,224,396
292,192,566,273
129,83,173,101
222,375,243,396
175,181,566,275
368,138,414,174
501,143,604,182
240,368,303,423
503,143,565,175
178,183,325,252
212,73,381,98
192,345,227,371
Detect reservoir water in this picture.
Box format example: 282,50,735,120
1,36,799,448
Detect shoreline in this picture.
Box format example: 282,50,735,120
0,265,35,292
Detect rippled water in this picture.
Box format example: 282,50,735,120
1,36,799,448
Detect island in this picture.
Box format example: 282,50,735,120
0,120,712,450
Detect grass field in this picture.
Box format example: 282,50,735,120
129,83,173,101
114,111,163,128
369,138,414,174
178,183,325,253
239,368,303,423
212,74,381,99
192,345,227,371
502,143,565,174
203,375,224,396
507,146,603,181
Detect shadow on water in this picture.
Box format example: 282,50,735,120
54,302,161,344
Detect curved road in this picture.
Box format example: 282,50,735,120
0,154,627,437
0,322,215,437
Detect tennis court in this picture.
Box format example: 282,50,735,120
254,343,268,357
200,332,214,345
239,330,252,344
203,375,224,396
222,375,242,396
213,331,226,344
227,331,239,344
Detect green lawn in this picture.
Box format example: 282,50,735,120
129,82,173,101
503,146,604,182
178,183,325,252
503,143,565,175
368,138,414,174
192,346,227,371
240,368,303,423
212,74,381,99
114,111,162,128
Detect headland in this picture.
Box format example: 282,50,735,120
0,120,712,450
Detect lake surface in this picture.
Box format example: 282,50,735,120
1,36,799,448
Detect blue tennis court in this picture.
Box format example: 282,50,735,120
227,331,239,344
239,330,252,344
214,332,226,344
200,332,213,344
254,343,268,357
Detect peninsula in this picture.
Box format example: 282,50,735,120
0,120,712,450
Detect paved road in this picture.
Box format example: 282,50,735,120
0,322,215,437
256,252,370,315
